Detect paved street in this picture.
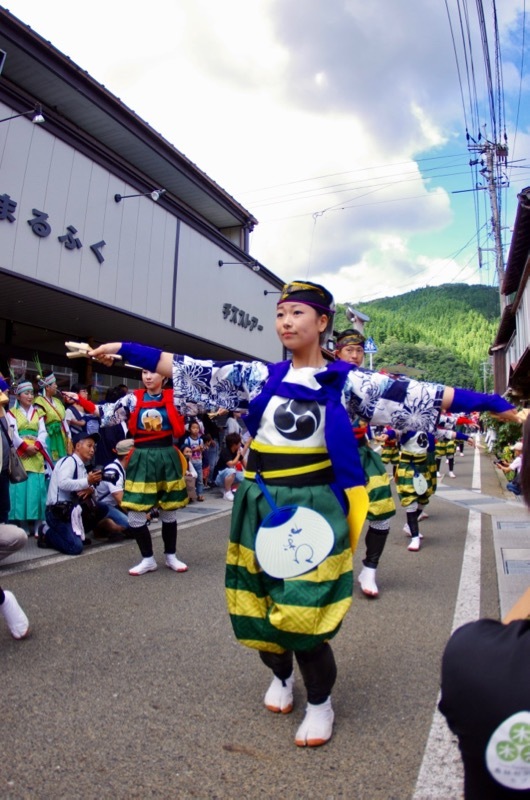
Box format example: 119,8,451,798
0,449,528,800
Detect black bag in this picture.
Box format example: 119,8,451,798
50,501,75,521
8,447,28,484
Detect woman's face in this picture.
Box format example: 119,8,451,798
182,447,192,459
142,370,163,393
18,389,34,408
275,302,328,352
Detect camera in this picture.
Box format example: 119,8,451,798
101,468,120,484
88,465,119,484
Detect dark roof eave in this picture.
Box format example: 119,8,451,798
502,187,530,296
491,303,515,349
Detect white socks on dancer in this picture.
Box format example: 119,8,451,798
165,554,188,572
358,565,378,598
295,697,334,747
129,556,158,576
1,591,29,639
264,673,294,714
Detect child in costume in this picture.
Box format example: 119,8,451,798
379,426,400,473
88,280,520,748
435,413,458,478
396,429,437,551
64,370,188,575
334,328,396,598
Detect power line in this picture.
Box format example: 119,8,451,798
237,152,471,198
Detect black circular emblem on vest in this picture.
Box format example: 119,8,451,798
417,432,428,449
274,400,321,441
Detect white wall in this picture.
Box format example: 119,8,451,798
0,104,282,360
175,222,282,362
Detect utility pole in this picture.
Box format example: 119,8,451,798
481,359,491,393
468,137,509,311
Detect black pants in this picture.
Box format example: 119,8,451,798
259,642,337,705
363,526,389,568
134,521,177,557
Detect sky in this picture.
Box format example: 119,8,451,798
3,0,529,304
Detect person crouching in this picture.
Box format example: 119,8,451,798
38,431,108,554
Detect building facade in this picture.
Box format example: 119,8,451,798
490,186,530,403
0,8,284,392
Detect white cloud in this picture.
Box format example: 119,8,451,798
4,0,528,302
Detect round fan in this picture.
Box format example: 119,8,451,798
255,505,335,579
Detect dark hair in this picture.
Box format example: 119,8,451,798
105,385,125,403
70,383,87,393
225,432,242,449
521,416,530,509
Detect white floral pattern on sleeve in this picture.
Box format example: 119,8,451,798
343,367,444,433
171,356,270,414
98,392,137,427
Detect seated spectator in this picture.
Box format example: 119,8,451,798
202,433,219,487
181,445,197,501
214,433,249,501
495,441,523,495
95,438,134,534
522,415,530,507
38,431,109,555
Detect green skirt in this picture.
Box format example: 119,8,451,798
9,472,47,521
225,479,353,654
359,445,396,522
46,421,69,464
396,453,436,508
445,439,456,457
381,442,400,464
122,445,188,512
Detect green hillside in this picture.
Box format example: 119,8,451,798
334,284,500,390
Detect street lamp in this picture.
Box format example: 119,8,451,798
0,104,45,124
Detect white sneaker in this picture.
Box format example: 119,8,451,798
403,524,423,539
129,556,158,576
264,673,294,714
295,697,334,747
358,565,378,598
1,591,29,639
448,471,456,478
165,554,188,573
417,511,429,521
436,471,443,478
459,451,464,457
408,537,421,552
223,491,234,501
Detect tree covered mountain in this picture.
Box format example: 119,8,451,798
334,284,500,390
